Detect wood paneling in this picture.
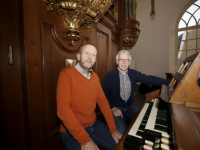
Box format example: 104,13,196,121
111,38,119,70
0,0,120,149
96,29,110,83
0,1,26,149
42,21,75,150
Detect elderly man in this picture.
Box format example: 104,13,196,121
102,50,171,134
57,44,122,150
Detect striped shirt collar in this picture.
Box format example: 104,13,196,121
75,62,93,79
117,67,128,75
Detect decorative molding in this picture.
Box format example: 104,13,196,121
42,21,86,53
44,0,114,46
99,17,114,31
120,20,140,50
122,35,139,50
111,24,120,38
105,11,117,24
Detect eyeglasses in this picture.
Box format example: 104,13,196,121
118,59,130,62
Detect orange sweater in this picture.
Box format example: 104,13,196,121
57,67,117,145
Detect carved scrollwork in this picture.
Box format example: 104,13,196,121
44,0,113,46
122,35,139,50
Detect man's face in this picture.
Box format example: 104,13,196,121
116,53,131,73
77,45,97,70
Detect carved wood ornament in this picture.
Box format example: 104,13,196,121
44,0,114,46
121,0,140,50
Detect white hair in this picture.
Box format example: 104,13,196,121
116,50,132,62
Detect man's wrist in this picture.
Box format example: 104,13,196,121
111,107,116,111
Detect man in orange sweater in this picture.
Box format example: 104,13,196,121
57,44,122,150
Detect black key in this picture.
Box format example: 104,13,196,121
143,116,149,121
142,120,147,125
124,135,144,150
143,129,162,142
139,124,145,131
156,116,168,121
136,130,143,137
156,119,168,127
154,125,169,133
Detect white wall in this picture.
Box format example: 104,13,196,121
130,0,193,78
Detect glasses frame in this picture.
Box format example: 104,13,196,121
118,59,130,62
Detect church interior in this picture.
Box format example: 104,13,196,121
0,0,200,149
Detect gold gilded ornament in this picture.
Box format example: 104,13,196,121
44,0,113,46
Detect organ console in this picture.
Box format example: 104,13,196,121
114,52,200,150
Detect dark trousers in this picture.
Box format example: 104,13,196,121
114,104,139,134
60,120,116,150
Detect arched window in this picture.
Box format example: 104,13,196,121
177,0,200,67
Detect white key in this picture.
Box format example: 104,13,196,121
143,145,153,150
128,103,149,137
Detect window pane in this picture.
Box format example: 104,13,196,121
187,39,196,49
194,9,200,22
198,39,200,49
178,19,186,28
187,50,197,57
178,50,186,60
179,40,186,50
182,12,191,24
187,5,199,14
194,0,200,6
187,29,196,39
178,31,184,37
188,16,196,27
177,0,200,64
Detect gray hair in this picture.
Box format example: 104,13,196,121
116,50,132,62
79,44,97,54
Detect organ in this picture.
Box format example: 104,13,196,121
114,52,200,150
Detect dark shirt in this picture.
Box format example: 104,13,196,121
102,68,171,109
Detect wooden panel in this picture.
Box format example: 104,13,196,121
111,39,118,70
42,21,81,150
172,104,200,150
0,1,27,149
146,89,160,101
96,29,109,83
170,53,200,104
189,108,200,134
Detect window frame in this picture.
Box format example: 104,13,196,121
176,0,200,69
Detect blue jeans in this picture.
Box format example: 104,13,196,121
114,104,139,134
60,120,116,150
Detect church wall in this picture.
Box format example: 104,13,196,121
130,0,192,78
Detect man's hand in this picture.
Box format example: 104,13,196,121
112,131,123,143
112,108,123,118
81,140,99,150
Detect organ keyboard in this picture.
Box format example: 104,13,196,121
124,98,173,150
114,52,200,150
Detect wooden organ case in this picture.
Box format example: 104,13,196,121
114,52,200,150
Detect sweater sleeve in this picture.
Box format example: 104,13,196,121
102,74,115,109
97,77,117,133
57,69,91,146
